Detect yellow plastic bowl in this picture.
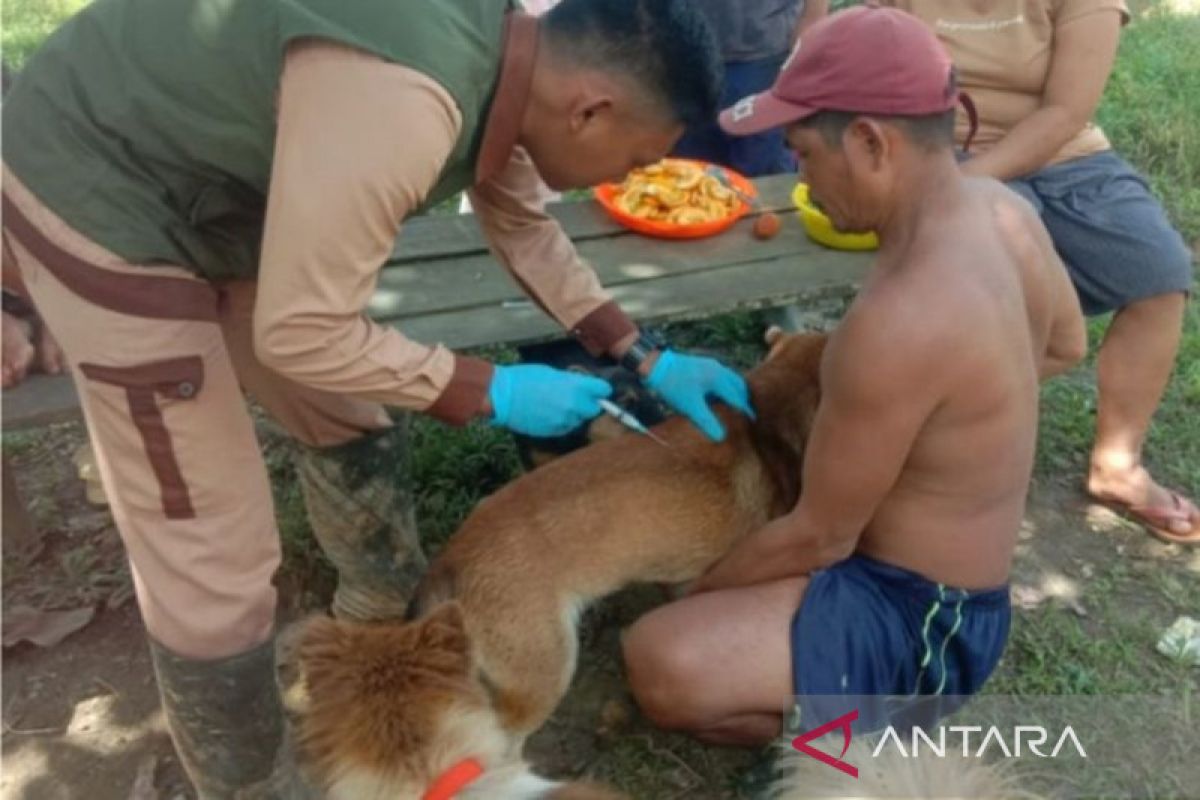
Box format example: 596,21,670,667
792,183,879,251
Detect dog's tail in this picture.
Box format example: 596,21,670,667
405,558,458,620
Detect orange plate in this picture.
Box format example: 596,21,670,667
593,159,757,240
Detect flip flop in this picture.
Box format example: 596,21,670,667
1098,490,1200,546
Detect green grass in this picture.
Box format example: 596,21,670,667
988,602,1197,696
408,416,522,548
1,0,87,70
1098,6,1200,242
0,427,48,458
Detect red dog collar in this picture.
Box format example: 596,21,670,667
421,758,485,800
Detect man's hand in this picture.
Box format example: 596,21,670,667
488,364,612,437
645,350,754,441
688,509,852,596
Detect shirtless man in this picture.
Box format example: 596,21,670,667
622,5,1087,742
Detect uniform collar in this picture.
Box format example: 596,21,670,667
474,10,539,185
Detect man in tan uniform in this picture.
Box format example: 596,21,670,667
2,0,750,794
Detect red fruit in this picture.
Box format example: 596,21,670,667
753,212,781,240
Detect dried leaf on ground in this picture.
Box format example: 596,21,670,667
128,755,159,800
2,604,95,648
1010,585,1046,611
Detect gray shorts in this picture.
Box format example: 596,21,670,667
1005,150,1194,316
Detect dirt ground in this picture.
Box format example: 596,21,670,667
2,421,1197,800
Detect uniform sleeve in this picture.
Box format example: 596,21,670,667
466,149,637,356
1053,0,1130,26
254,41,491,425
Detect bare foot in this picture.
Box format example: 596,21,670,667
2,309,35,388
1088,461,1199,542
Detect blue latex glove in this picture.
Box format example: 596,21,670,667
489,364,612,438
646,349,754,442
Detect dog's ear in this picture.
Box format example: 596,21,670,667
416,602,475,680
763,326,793,362
418,601,470,657
298,615,351,674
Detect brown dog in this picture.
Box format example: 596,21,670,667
300,603,627,799
299,330,826,798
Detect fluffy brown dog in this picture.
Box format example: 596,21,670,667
299,330,826,798
300,603,626,799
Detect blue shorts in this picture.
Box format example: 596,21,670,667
791,554,1010,734
672,55,796,178
1005,150,1194,316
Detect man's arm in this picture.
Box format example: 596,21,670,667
254,42,493,424
468,142,753,441
961,6,1123,181
1030,214,1088,380
991,189,1087,379
467,154,638,359
692,307,943,592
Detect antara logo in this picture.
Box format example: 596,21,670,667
790,709,859,778
873,724,1088,759
790,707,1088,776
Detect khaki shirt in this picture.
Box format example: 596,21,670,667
884,0,1128,164
257,41,633,425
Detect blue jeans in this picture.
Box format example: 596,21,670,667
672,54,797,177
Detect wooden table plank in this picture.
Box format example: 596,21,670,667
2,373,82,430
390,249,870,350
390,174,802,264
391,199,620,264
371,208,825,321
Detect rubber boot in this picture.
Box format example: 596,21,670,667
149,638,309,799
294,419,426,621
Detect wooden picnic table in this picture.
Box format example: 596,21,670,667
1,173,871,431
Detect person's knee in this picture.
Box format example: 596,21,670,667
622,621,709,730
1130,290,1188,314
140,566,278,660
1112,290,1188,332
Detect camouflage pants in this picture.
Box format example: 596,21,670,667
294,416,427,621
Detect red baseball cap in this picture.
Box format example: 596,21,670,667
720,4,974,145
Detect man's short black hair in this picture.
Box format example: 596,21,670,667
543,0,723,128
799,108,957,152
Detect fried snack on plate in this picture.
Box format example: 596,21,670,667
613,159,740,224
